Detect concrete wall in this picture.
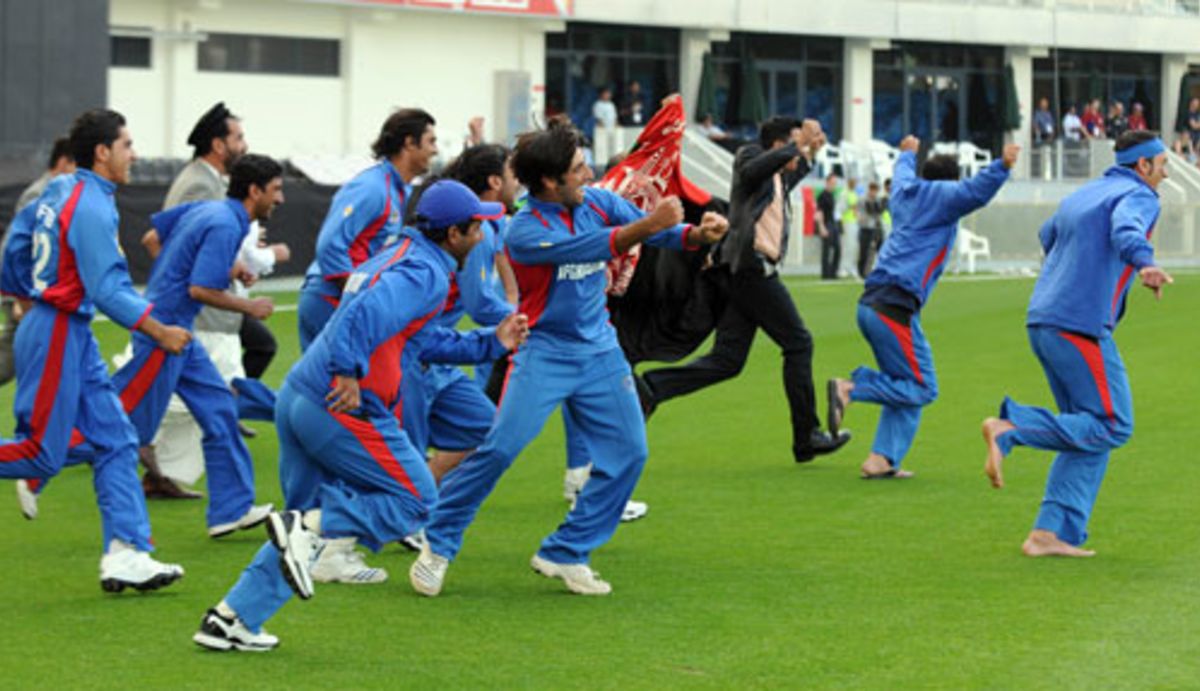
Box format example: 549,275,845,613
109,0,549,159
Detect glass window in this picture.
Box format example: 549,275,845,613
111,35,151,68
873,68,904,145
806,65,838,138
198,33,339,76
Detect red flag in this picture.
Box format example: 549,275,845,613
595,94,712,295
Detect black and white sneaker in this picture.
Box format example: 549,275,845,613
266,510,320,600
193,608,279,652
99,540,184,593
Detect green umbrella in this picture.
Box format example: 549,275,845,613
1002,64,1021,130
736,47,768,125
694,52,719,123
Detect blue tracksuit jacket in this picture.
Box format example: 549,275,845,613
1026,166,1158,338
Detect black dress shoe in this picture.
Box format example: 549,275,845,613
143,472,203,500
794,429,852,463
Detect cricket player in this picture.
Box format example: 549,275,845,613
109,154,284,537
297,108,437,349
409,120,728,598
828,135,1018,478
0,109,186,591
981,130,1172,557
193,180,527,651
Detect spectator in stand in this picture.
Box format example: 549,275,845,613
592,88,618,130
1080,99,1105,139
1107,101,1128,140
856,182,885,279
1034,97,1055,146
817,173,842,280
1127,102,1148,132
696,113,731,142
620,80,649,127
1062,105,1086,142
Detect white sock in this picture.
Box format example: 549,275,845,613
302,509,322,533
216,600,237,620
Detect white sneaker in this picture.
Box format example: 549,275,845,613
266,510,320,600
563,464,592,502
193,608,279,652
620,500,649,523
208,503,275,538
398,529,426,553
409,544,449,597
16,480,37,520
311,537,387,584
530,554,611,595
99,539,185,593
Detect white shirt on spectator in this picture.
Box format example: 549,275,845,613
1062,113,1084,141
593,99,618,129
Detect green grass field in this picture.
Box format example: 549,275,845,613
0,274,1197,689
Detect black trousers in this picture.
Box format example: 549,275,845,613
857,226,883,278
239,315,277,380
642,269,820,460
820,232,841,280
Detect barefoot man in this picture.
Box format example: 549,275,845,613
828,135,1017,479
981,131,1173,557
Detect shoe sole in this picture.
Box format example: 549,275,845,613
208,506,273,539
530,556,611,596
267,513,314,600
826,379,842,437
192,631,276,652
100,569,183,593
409,560,444,597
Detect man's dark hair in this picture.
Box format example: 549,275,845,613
513,117,582,195
444,144,510,195
759,116,799,149
227,154,283,200
371,108,436,159
1114,130,1160,167
921,154,960,181
868,181,880,191
47,137,73,170
187,102,235,158
69,109,126,170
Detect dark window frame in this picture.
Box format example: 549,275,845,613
110,34,152,69
197,32,340,77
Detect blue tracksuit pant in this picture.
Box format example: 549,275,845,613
222,382,437,632
296,281,338,352
402,363,494,452
849,303,939,467
426,345,647,565
0,304,151,551
996,326,1133,546
111,333,255,527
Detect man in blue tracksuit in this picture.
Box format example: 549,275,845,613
827,136,1017,478
982,131,1172,558
193,180,526,651
409,121,728,597
297,109,437,349
418,144,518,485
0,109,187,590
110,155,283,537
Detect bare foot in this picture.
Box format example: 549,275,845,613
835,379,854,407
1021,529,1096,558
981,417,1015,489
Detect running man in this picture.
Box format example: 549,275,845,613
828,135,1018,478
110,154,284,537
297,108,437,349
0,109,187,591
193,180,527,651
409,120,728,598
981,130,1172,557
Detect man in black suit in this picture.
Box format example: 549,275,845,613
640,117,850,464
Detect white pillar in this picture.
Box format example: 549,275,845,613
1005,46,1036,180
678,29,729,123
842,38,883,146
1161,53,1189,139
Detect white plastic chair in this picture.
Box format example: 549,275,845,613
956,227,991,274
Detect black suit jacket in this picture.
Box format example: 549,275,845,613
716,142,811,275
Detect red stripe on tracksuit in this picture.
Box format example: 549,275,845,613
920,245,949,289
119,348,168,413
0,311,70,462
368,238,413,288
360,308,440,415
876,311,924,385
330,411,421,498
347,193,395,268
1058,331,1115,420
38,181,87,313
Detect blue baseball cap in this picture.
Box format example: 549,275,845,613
414,179,504,230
